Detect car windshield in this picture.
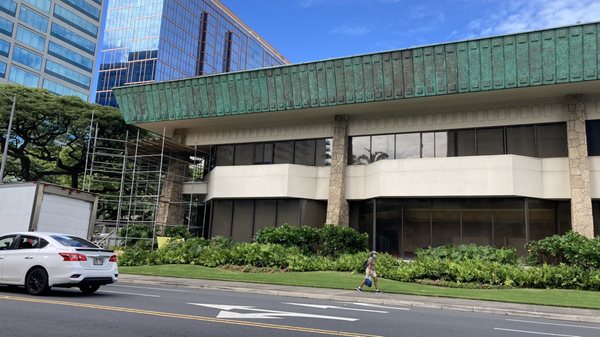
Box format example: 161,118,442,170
50,235,99,248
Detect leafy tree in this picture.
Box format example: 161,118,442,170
0,84,133,189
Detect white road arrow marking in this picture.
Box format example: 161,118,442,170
349,302,410,311
187,303,358,321
283,302,388,313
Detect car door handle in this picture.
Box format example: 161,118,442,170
0,256,4,260
24,256,34,259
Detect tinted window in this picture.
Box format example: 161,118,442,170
234,143,253,165
315,139,329,166
536,123,567,158
0,235,16,250
16,235,40,249
507,125,535,157
50,235,98,248
455,129,476,156
273,141,293,164
586,120,600,156
294,139,316,166
477,127,504,155
215,145,233,166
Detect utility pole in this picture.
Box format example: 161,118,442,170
0,93,16,184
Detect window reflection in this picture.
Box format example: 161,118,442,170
371,135,394,162
395,133,420,159
422,132,435,158
351,136,371,165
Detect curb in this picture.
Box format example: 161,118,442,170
118,275,600,324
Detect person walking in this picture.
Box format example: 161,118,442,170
357,251,380,293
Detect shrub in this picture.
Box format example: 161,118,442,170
164,225,191,239
526,231,600,269
415,244,518,264
119,224,154,247
254,224,368,257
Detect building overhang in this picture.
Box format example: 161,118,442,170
114,22,600,133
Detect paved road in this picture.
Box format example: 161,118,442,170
1,284,599,337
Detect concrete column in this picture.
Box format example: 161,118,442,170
566,95,594,238
326,115,349,226
156,157,187,231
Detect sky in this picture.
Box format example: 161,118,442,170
223,0,600,64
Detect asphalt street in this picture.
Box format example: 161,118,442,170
1,283,599,337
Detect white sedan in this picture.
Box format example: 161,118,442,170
0,232,118,295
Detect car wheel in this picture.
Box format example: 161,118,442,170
25,268,50,296
79,284,100,295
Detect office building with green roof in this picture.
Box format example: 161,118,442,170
114,22,600,256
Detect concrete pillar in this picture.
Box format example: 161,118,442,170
326,115,349,226
566,95,594,238
156,156,187,231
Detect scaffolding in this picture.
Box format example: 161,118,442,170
83,126,207,248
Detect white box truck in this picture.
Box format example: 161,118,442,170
0,182,98,239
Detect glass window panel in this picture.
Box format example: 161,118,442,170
477,127,504,155
231,200,254,242
536,123,568,158
586,120,600,156
9,66,39,88
0,38,9,56
24,0,50,13
350,136,371,164
233,143,253,165
215,145,233,166
371,135,394,161
15,26,45,51
19,6,48,32
431,199,461,247
45,60,91,89
375,199,402,256
455,129,476,156
493,199,526,254
395,133,420,159
54,4,98,37
300,200,326,227
294,139,316,166
422,132,434,158
0,16,14,36
506,125,535,157
434,131,449,157
350,200,374,250
0,0,16,16
254,143,264,164
62,0,100,20
273,141,293,164
253,200,276,236
276,199,299,226
557,201,571,235
593,201,599,237
210,200,232,238
0,61,6,77
50,23,95,54
315,139,328,166
48,41,93,72
42,79,87,100
528,199,557,241
12,45,42,69
461,199,492,246
402,199,431,258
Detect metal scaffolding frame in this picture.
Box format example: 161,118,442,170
83,125,206,248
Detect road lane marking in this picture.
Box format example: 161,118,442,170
0,295,377,337
111,284,189,293
283,302,388,313
98,290,160,298
347,302,410,311
506,319,600,330
188,303,358,321
493,328,583,337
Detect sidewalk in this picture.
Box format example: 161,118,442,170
120,274,600,324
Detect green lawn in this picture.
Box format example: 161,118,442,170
120,264,600,310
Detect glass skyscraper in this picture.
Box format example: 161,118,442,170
0,0,103,101
96,0,288,106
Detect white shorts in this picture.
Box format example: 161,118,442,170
366,269,377,278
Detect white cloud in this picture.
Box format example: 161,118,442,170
471,0,600,37
330,25,372,37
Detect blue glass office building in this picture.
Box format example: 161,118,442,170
0,0,103,101
96,0,288,106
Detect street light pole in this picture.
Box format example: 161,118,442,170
0,93,16,184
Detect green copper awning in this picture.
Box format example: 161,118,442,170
115,23,600,124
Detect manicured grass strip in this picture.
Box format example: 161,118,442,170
120,264,600,310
